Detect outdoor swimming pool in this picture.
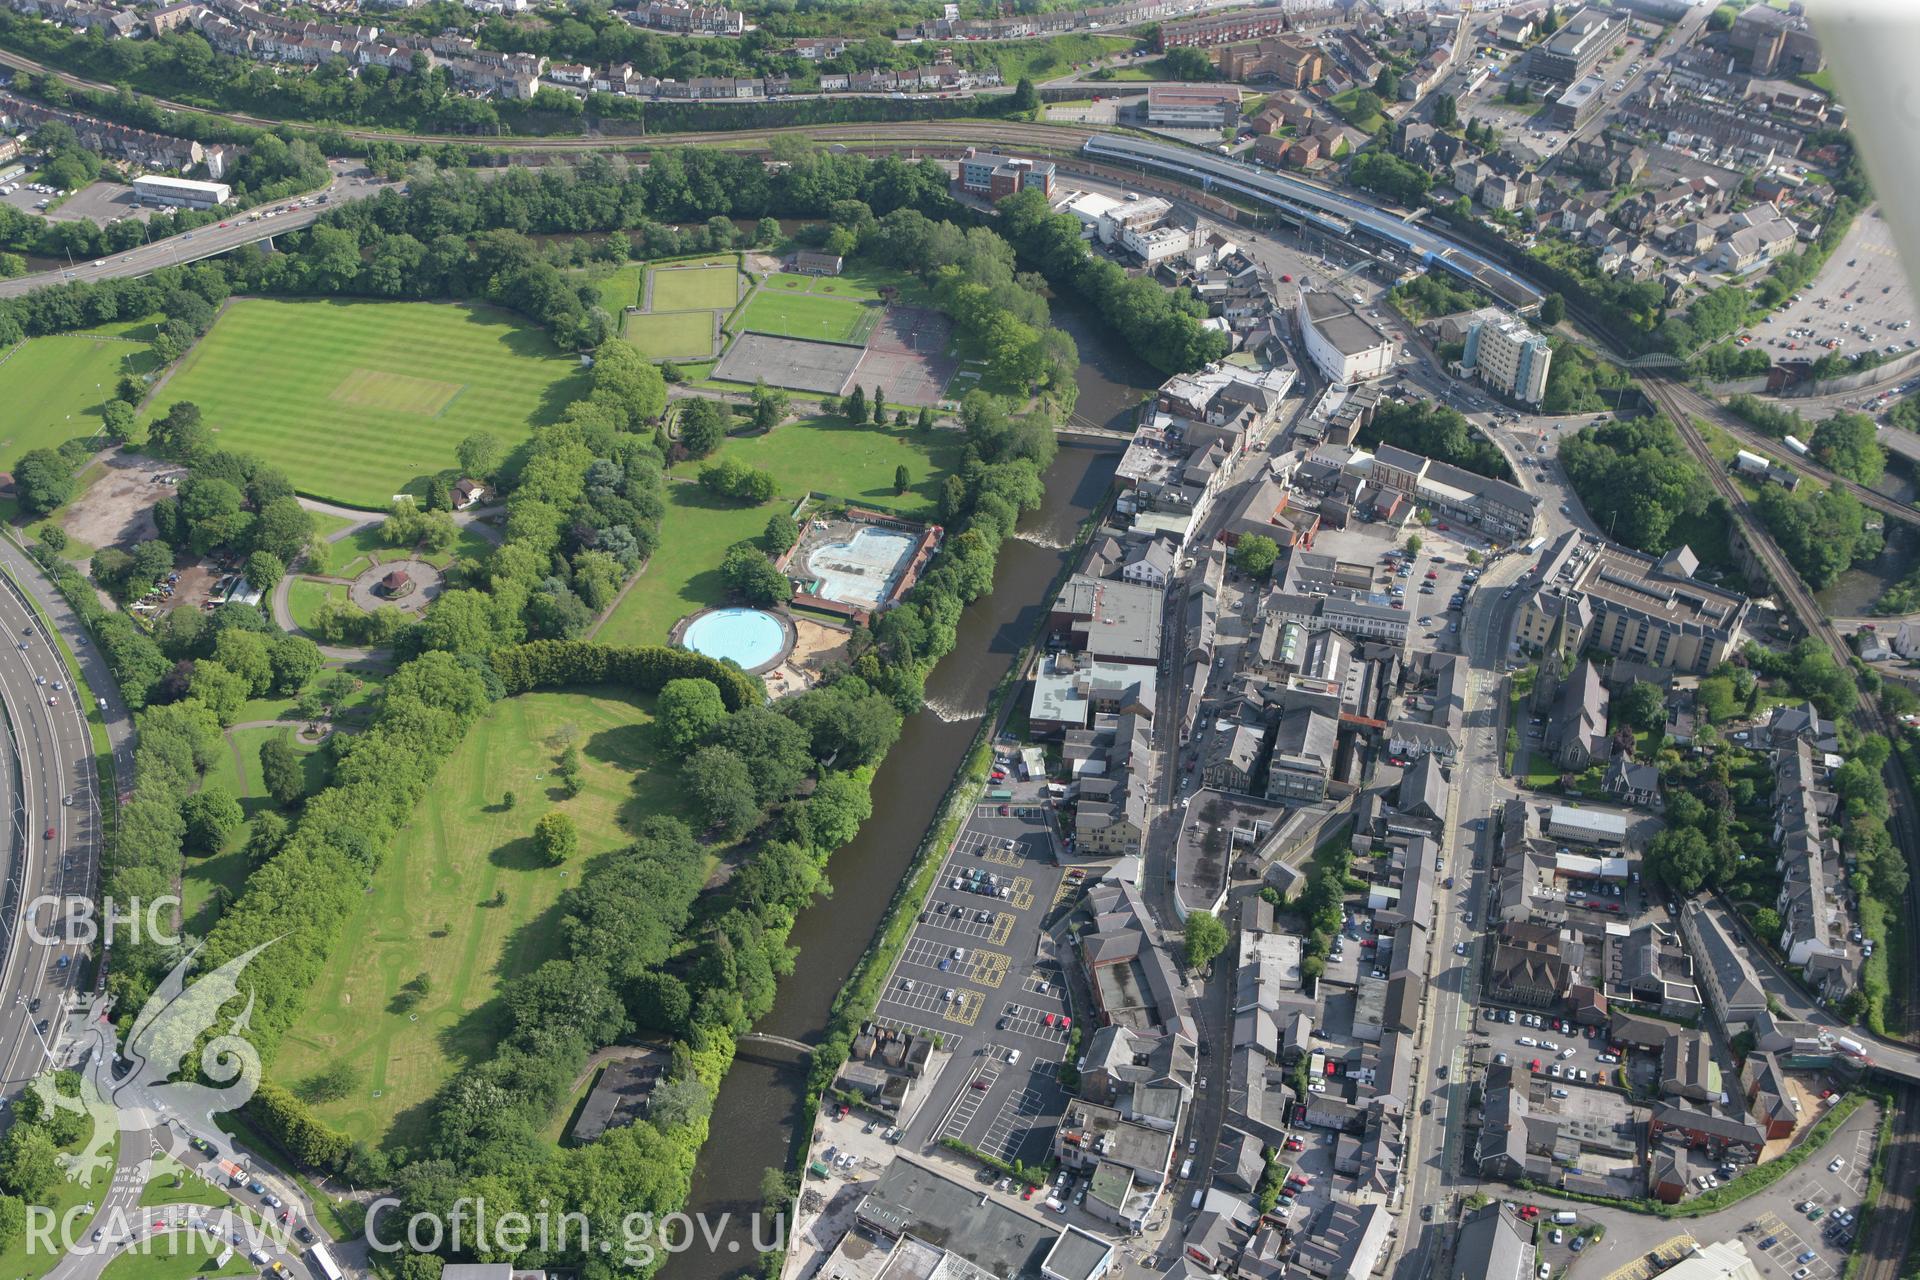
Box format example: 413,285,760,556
804,526,916,608
681,607,791,672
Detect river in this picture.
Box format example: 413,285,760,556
662,305,1153,1280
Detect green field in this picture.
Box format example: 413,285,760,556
649,263,741,312
152,300,590,509
736,289,875,345
670,416,959,516
599,418,954,647
287,578,355,633
272,688,695,1148
0,332,161,470
590,264,644,315
623,310,717,360
183,727,330,936
764,271,887,302
309,522,492,578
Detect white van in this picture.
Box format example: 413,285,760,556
1552,1211,1578,1225
1179,1158,1193,1180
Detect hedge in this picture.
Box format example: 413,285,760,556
491,639,762,710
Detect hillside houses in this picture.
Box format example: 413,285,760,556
0,96,216,173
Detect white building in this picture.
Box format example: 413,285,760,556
1458,307,1553,405
1123,225,1191,264
1659,1239,1763,1280
131,175,230,209
1294,292,1396,385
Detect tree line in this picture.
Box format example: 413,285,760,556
997,186,1228,375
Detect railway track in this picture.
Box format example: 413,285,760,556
1647,374,1920,1020
1648,372,1920,1274
0,47,1105,152
1656,377,1920,531
1857,1083,1920,1280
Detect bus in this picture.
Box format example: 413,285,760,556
308,1245,343,1280
986,789,1013,800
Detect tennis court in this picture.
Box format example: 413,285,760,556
849,306,959,407
711,333,863,395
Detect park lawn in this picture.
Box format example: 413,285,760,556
590,264,644,315
670,416,958,516
623,310,716,361
1329,87,1384,132
735,288,874,344
0,332,161,471
183,727,329,935
594,486,771,647
981,31,1136,81
286,578,355,634
271,687,695,1150
763,264,904,303
151,299,590,509
311,523,492,578
649,263,741,312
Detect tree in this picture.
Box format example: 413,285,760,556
749,380,789,434
918,406,934,433
686,745,760,835
180,786,244,855
1162,47,1214,81
762,512,798,553
1752,907,1781,939
678,399,732,459
457,432,501,480
14,449,71,515
1373,67,1400,98
1432,92,1457,129
243,810,289,871
871,387,886,425
845,385,867,426
658,677,727,751
1645,825,1720,895
1618,681,1666,736
1707,4,1735,32
187,659,248,725
244,549,285,593
260,732,307,808
1406,533,1423,555
1232,533,1279,578
1539,293,1566,326
721,543,791,606
1809,412,1885,485
894,464,911,495
1010,77,1039,112
213,629,273,697
1184,911,1228,970
534,811,577,866
0,1126,60,1202
102,399,144,446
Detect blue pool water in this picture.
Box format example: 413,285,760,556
682,608,786,670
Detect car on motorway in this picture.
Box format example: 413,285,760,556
43,826,53,840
